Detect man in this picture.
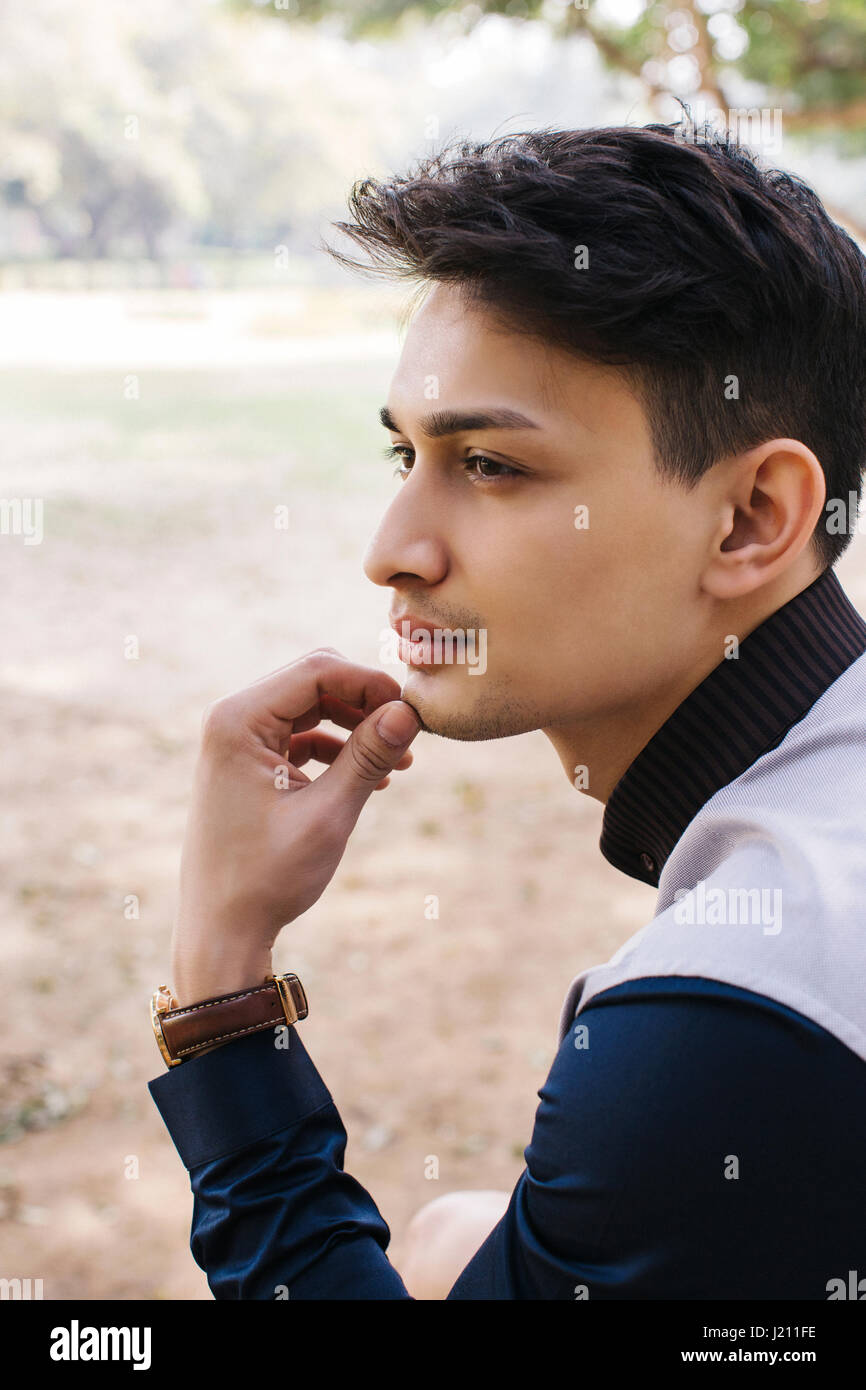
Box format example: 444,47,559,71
148,120,866,1299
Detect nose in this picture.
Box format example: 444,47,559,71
363,471,449,591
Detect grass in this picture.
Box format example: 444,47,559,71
0,363,399,503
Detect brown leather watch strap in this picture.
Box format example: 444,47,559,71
151,973,308,1067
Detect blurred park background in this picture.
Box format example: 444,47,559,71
2,0,866,1299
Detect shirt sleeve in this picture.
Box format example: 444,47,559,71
148,976,866,1299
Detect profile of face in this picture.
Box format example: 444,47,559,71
362,283,823,789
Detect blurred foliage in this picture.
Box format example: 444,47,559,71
0,0,400,261
245,0,866,134
739,0,866,125
1,0,864,263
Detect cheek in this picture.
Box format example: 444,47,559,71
463,481,675,634
490,522,663,678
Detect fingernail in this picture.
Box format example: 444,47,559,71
376,703,419,746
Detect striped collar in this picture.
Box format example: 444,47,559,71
599,566,866,887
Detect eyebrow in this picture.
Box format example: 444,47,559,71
379,404,542,437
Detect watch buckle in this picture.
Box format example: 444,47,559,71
269,972,307,1029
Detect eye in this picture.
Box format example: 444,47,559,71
467,454,519,481
381,444,521,484
382,443,414,479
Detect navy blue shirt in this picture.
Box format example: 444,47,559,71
148,976,866,1299
148,567,866,1298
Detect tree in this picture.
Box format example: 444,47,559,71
242,0,866,143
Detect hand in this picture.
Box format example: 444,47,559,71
170,648,421,1003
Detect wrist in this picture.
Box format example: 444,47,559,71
152,967,307,1068
171,936,274,1007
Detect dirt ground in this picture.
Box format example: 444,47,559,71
2,288,865,1299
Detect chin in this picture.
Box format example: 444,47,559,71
399,670,543,742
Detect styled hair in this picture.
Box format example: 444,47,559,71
322,119,866,569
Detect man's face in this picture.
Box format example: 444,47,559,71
363,283,717,755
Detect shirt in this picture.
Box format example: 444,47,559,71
148,565,866,1299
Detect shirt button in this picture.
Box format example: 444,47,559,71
640,852,656,874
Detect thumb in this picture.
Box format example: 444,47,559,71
319,699,421,819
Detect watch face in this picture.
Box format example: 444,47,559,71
150,991,179,1066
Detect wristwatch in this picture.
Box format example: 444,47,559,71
150,972,308,1068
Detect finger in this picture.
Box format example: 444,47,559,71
289,693,370,736
311,698,421,822
244,646,346,691
261,651,402,715
237,652,405,752
288,730,414,773
287,731,347,768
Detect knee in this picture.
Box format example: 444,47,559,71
402,1190,511,1299
406,1191,470,1243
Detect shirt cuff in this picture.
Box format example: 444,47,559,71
147,1024,333,1170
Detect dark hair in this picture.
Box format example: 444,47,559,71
322,119,866,569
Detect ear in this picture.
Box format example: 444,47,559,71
702,439,827,601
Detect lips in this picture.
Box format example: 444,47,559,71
389,613,437,639
389,613,447,667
